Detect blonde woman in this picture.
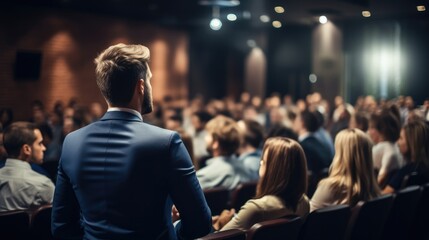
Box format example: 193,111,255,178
310,129,381,211
213,137,309,231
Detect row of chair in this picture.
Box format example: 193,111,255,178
198,183,429,240
2,183,427,240
0,204,52,240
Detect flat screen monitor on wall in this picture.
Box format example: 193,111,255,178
14,50,42,81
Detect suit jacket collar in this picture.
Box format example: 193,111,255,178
100,111,143,122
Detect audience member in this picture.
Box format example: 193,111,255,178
196,115,243,190
368,109,403,187
214,137,309,231
383,120,429,193
51,43,211,239
349,111,369,132
313,110,335,157
266,123,298,140
293,110,333,174
310,129,380,211
0,108,14,129
237,119,264,182
190,110,213,167
0,122,54,212
0,124,8,161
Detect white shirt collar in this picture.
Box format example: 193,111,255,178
298,132,311,142
107,107,143,121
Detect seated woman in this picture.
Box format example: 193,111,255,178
383,120,429,194
213,137,309,231
310,128,381,212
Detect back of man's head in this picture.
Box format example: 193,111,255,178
3,122,37,159
240,120,264,149
94,43,150,106
300,110,319,133
206,115,241,156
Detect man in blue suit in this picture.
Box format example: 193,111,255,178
51,43,212,239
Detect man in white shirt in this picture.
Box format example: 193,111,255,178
0,121,54,212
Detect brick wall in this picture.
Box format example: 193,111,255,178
0,6,188,121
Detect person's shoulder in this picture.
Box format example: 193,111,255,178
140,122,177,137
246,195,284,210
317,178,337,191
25,169,54,187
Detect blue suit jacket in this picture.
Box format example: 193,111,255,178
51,111,212,239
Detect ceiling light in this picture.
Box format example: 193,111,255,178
319,15,328,24
260,15,270,23
362,11,371,17
417,5,426,12
210,18,222,30
227,13,237,21
309,74,317,83
272,21,282,28
274,6,284,14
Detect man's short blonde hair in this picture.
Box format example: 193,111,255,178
94,43,150,106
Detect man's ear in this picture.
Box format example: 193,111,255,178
137,79,145,95
21,144,32,156
212,140,219,150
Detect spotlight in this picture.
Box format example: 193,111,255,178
417,5,426,12
274,6,284,13
210,18,222,30
272,20,282,28
319,15,328,24
362,11,371,17
260,15,270,23
309,74,317,83
227,13,237,21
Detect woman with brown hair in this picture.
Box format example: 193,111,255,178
383,120,429,193
310,128,381,211
213,137,309,231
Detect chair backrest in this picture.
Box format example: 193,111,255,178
381,185,422,240
204,187,231,215
402,171,429,188
298,204,350,240
0,210,31,239
229,181,257,211
247,216,303,240
346,194,394,240
196,229,246,240
410,183,429,240
307,168,329,198
30,204,53,240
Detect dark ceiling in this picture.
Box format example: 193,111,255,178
6,0,429,29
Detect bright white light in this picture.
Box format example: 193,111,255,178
210,18,222,30
274,6,285,13
227,14,237,21
272,20,282,28
319,15,328,24
309,74,317,83
260,15,270,23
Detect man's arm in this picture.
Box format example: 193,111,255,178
167,133,212,239
51,160,83,239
